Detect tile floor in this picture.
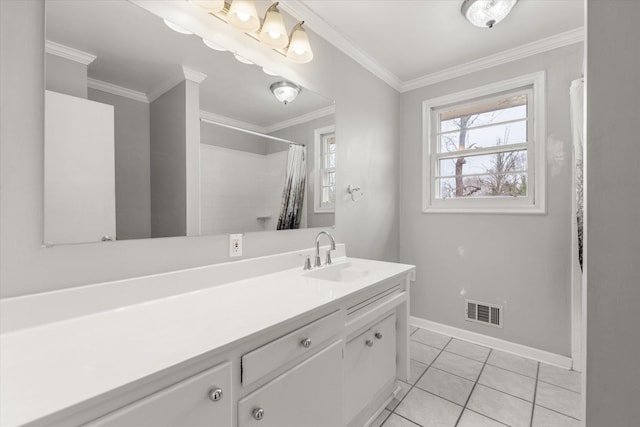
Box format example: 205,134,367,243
371,327,582,427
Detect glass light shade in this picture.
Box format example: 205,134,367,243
461,0,518,28
227,0,260,33
203,38,227,52
190,0,225,13
286,23,313,63
259,5,289,49
270,81,301,105
163,19,193,35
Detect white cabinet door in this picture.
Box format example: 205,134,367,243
44,90,115,244
238,341,342,427
345,313,397,423
86,362,231,427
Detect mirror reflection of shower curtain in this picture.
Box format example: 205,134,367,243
277,144,306,230
570,78,584,270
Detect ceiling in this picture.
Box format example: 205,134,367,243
285,0,584,88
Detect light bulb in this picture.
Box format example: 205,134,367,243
269,31,280,39
227,0,260,32
237,12,250,22
294,46,305,55
259,3,289,49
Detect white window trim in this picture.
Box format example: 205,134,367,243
422,71,546,214
314,125,336,213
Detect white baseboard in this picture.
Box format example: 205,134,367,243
410,316,573,370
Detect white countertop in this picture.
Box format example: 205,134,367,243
0,255,414,427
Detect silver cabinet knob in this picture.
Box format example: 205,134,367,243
375,332,383,340
101,236,114,242
253,408,264,421
208,387,223,402
301,338,312,348
365,339,374,347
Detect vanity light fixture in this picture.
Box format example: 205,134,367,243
286,22,313,63
163,19,193,35
259,3,289,49
227,0,261,32
461,0,518,28
270,81,300,105
188,1,314,64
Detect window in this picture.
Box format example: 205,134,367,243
314,125,336,213
422,72,546,213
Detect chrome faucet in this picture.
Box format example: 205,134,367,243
314,231,336,268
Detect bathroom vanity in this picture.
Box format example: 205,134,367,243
0,246,414,427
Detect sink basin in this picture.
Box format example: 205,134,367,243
304,262,369,282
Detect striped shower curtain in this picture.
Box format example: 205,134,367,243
277,144,306,230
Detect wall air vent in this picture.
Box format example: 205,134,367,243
466,299,503,328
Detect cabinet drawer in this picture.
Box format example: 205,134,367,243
85,362,231,427
238,341,343,427
345,313,397,423
241,310,341,386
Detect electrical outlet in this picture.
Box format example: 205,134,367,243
229,234,242,257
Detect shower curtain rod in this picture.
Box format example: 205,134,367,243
200,117,305,147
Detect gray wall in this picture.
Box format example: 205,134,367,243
586,1,640,425
0,0,399,297
201,122,268,155
269,115,336,228
45,53,87,98
149,82,187,238
88,88,151,240
399,44,583,356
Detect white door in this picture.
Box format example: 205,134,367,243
44,90,115,244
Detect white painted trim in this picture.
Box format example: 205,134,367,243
200,110,265,134
263,105,335,134
45,40,96,65
182,66,207,84
314,125,336,214
401,27,584,92
278,0,402,91
421,71,546,214
410,316,573,369
87,78,149,103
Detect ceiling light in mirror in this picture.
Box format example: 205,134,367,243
163,19,193,35
270,81,301,105
461,0,518,28
259,2,289,49
227,0,260,32
189,0,225,13
286,22,313,63
203,38,227,51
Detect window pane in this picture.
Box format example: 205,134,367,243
437,150,527,178
439,95,527,133
438,120,527,152
328,153,336,168
436,173,528,199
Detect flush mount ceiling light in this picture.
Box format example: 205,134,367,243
270,81,300,105
227,0,261,32
461,0,518,28
259,3,289,49
188,1,314,64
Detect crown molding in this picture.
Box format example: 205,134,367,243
45,40,96,65
400,27,585,93
263,105,335,134
87,78,149,103
278,0,402,91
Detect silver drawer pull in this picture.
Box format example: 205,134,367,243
253,408,264,420
208,387,223,402
301,338,312,348
365,339,374,347
375,332,383,340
